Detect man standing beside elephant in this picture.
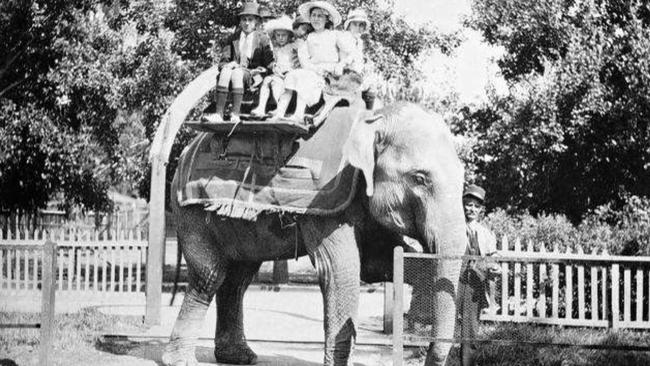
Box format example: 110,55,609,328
458,184,501,366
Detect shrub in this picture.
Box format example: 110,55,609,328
581,195,650,256
483,209,576,252
483,195,650,256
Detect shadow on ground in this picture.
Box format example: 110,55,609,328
97,336,379,365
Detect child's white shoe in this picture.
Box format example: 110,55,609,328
202,113,223,123
250,107,266,117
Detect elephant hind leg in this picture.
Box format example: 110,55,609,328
214,260,262,365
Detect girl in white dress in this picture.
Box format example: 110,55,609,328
250,16,298,117
343,8,377,110
271,1,354,123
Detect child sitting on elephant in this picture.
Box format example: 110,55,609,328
342,8,377,110
292,14,313,40
271,1,356,123
203,2,274,124
250,16,299,117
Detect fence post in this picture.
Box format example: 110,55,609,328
383,282,394,334
602,249,609,324
611,263,619,329
392,246,404,366
636,267,643,324
538,243,547,318
40,239,57,366
513,238,522,317
526,240,534,317
623,266,631,324
552,243,560,319
501,236,510,318
590,261,598,321
145,155,166,325
565,246,573,320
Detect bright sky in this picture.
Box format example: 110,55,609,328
393,0,472,32
389,0,507,105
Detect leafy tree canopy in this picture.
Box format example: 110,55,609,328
465,0,650,221
1,0,448,214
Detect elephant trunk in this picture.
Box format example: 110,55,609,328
420,189,467,366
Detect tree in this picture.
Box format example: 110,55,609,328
0,0,191,213
466,0,650,221
1,0,456,213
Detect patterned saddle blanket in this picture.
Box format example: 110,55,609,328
174,106,362,221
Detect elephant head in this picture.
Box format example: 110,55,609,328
344,103,468,365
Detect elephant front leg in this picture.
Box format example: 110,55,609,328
312,225,360,366
162,232,225,366
162,285,219,366
214,261,262,365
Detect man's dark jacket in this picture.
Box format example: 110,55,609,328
219,29,274,76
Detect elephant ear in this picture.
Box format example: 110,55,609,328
343,112,383,196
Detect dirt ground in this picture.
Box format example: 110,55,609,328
1,285,432,366
5,336,426,366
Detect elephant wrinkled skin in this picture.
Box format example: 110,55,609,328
161,102,467,366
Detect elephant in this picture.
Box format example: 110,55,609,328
161,102,468,366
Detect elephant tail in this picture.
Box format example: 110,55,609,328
169,236,183,306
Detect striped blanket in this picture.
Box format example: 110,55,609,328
174,107,361,221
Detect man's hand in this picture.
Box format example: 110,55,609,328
486,254,502,278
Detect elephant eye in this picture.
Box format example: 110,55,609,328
410,171,431,186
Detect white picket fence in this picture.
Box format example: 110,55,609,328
481,236,650,329
0,228,148,298
395,237,650,331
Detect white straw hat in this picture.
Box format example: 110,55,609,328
344,8,370,31
297,1,342,27
266,15,295,35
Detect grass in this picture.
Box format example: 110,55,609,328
405,322,650,366
0,307,145,366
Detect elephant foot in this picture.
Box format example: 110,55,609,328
214,339,258,365
162,339,198,366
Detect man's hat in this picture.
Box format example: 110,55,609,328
297,1,342,27
239,2,261,18
344,8,370,31
463,184,486,202
258,6,275,20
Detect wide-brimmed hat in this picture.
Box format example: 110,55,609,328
463,184,486,203
292,14,311,29
344,8,370,31
297,1,342,27
266,16,295,36
239,2,261,18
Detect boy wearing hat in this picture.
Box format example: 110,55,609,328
250,16,299,117
203,2,274,124
459,184,501,366
292,14,313,40
257,5,276,31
